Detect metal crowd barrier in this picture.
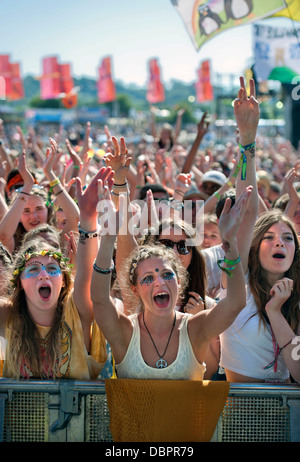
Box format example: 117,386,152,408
0,378,299,442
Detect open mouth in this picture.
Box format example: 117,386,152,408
38,285,51,300
153,292,170,308
272,253,285,259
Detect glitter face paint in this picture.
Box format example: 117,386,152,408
21,260,62,279
139,271,175,286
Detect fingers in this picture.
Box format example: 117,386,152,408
249,78,256,99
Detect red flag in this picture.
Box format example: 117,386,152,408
97,56,116,103
195,60,214,103
0,56,24,100
146,59,165,104
9,62,24,100
0,55,12,98
59,63,74,95
40,56,61,100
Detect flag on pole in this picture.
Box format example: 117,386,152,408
40,56,61,99
272,0,300,21
97,56,116,103
9,62,24,100
0,55,24,100
146,58,165,104
195,60,214,102
170,0,287,51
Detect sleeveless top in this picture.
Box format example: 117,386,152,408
219,273,290,382
115,313,206,380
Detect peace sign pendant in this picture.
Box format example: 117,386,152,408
156,358,167,369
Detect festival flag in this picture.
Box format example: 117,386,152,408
195,60,214,102
40,56,61,100
97,56,116,103
253,22,300,83
59,63,74,95
0,55,12,98
146,58,165,104
170,0,287,51
272,0,300,21
9,62,24,100
0,55,24,100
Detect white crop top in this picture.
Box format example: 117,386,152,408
219,273,290,382
115,313,206,380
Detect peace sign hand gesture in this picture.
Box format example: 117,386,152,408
234,76,260,146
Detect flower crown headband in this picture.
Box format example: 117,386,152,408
11,249,72,286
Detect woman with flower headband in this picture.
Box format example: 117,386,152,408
0,168,112,379
89,176,252,380
0,138,79,254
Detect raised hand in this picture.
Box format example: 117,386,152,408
218,185,253,246
104,136,131,184
76,166,114,223
234,77,260,146
17,149,35,189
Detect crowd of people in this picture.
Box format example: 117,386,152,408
0,76,299,384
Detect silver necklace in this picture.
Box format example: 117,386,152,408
142,311,176,369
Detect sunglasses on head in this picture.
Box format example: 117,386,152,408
158,239,191,255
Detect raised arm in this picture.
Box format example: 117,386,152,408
91,187,132,364
234,77,260,273
74,166,115,349
182,112,209,174
0,149,34,253
190,186,253,344
43,138,80,238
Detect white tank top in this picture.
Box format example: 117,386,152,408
115,313,206,380
220,274,290,382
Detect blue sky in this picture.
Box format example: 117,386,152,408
0,0,292,86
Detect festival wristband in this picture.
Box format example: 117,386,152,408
217,256,241,278
239,141,256,181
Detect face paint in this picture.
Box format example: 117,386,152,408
21,260,62,279
139,271,175,286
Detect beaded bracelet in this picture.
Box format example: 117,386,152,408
93,259,115,274
78,223,100,241
239,141,256,180
217,256,241,278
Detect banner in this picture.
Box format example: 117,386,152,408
97,56,116,103
59,63,74,95
253,22,300,83
0,55,12,98
146,58,165,104
0,55,24,100
170,0,286,51
9,62,24,100
195,60,214,102
272,0,300,21
40,56,61,100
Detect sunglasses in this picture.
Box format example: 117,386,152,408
158,239,191,255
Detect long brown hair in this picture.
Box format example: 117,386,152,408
248,210,300,332
6,239,72,378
